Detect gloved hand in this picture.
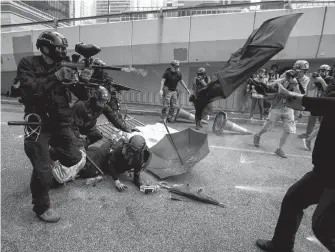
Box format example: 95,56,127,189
55,67,77,84
115,180,127,191
159,89,163,97
80,68,93,82
131,128,140,132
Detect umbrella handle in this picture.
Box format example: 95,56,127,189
86,155,105,175
162,121,184,164
158,181,171,190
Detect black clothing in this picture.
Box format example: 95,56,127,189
271,171,335,251
80,141,114,178
71,100,131,147
162,68,182,91
81,140,152,189
315,76,333,92
17,56,79,127
268,95,335,252
24,127,81,215
302,96,335,177
17,55,83,215
193,76,210,95
107,144,152,182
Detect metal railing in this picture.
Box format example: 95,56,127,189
1,0,335,29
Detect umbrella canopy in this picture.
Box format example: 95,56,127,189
147,128,210,179
194,13,302,117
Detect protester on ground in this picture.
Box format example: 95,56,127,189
80,135,152,192
71,86,138,150
248,69,268,120
253,70,301,158
298,64,332,139
190,67,212,130
159,60,190,123
256,73,335,252
16,31,91,223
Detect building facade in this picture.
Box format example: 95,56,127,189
1,0,72,32
96,0,131,23
21,1,71,20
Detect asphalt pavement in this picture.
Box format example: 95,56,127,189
1,103,328,252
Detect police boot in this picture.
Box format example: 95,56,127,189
37,208,61,223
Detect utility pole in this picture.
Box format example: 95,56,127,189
107,0,110,23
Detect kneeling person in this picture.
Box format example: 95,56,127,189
72,86,136,149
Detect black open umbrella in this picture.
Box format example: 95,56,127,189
194,13,303,117
147,123,210,179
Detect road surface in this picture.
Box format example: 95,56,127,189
1,103,327,252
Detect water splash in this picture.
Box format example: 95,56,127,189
121,65,148,77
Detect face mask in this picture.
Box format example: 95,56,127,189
96,99,107,108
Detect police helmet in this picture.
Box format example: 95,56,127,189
36,31,68,61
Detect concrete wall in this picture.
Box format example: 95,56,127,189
2,6,335,112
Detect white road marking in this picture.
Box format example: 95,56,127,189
235,185,287,194
210,145,312,159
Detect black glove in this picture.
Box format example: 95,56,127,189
55,67,77,84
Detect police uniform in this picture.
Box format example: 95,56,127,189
71,99,131,148
17,55,84,216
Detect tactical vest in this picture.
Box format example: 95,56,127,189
19,56,72,126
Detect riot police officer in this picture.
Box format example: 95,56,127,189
72,86,138,149
17,31,92,222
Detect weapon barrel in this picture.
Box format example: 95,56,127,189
78,82,100,87
60,62,85,69
8,121,44,126
93,65,123,71
111,84,141,92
